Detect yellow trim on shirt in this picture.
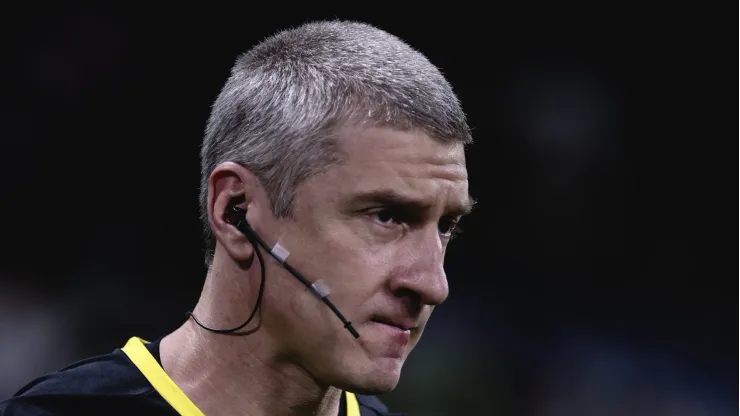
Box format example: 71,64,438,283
345,389,361,416
121,336,361,416
122,336,205,416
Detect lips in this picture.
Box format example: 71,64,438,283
370,315,418,331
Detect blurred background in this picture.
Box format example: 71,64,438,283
0,6,736,416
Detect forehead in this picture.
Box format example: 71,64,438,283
313,126,471,215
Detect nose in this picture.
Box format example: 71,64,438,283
388,227,449,307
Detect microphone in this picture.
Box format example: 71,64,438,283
187,206,360,339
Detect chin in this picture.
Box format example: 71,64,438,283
344,377,400,395
336,357,404,395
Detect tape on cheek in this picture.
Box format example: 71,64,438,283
270,241,290,264
270,241,331,299
310,279,331,299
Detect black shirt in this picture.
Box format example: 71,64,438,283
0,336,398,416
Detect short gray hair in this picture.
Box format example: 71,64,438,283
199,20,472,265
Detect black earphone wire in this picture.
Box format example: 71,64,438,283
185,231,266,334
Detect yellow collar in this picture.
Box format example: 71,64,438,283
122,336,360,416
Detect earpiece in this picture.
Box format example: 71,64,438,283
224,206,255,240
225,205,247,226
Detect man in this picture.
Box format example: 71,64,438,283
1,20,474,415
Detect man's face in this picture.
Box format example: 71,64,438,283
259,126,471,393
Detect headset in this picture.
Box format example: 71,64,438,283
186,206,360,339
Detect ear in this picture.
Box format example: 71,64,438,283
207,162,264,263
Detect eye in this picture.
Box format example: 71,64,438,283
438,217,461,238
371,208,401,225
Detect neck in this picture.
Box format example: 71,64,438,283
160,260,343,416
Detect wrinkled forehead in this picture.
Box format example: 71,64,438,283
335,125,468,165
327,126,472,215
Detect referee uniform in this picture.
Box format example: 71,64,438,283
0,337,398,416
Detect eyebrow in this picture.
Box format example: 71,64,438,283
349,189,476,218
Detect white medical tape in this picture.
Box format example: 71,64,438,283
270,241,290,263
311,279,331,298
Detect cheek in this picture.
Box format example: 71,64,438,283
264,268,305,319
287,219,396,310
321,224,382,274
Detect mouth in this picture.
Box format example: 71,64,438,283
370,316,417,332
369,316,415,354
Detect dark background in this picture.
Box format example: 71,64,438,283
0,6,736,415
